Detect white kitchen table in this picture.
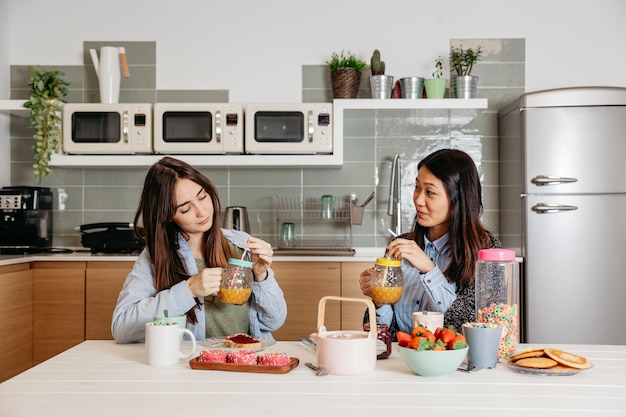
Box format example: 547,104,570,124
0,340,624,416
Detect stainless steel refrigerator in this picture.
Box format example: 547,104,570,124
498,87,626,345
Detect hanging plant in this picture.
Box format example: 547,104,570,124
23,65,69,184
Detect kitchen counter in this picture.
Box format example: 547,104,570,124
0,247,384,267
0,340,623,416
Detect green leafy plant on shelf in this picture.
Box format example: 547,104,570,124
23,65,70,184
432,57,444,78
328,50,367,71
450,45,483,76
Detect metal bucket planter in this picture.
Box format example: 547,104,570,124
423,78,447,99
453,75,479,99
369,75,394,99
399,77,424,99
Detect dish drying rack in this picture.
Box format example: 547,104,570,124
273,192,373,256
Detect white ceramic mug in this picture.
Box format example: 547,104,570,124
412,311,444,332
145,322,196,366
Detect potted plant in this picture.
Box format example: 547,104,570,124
369,49,394,99
328,50,366,99
23,65,70,184
423,57,447,99
450,45,482,98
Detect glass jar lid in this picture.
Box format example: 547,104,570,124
227,258,253,268
375,257,401,267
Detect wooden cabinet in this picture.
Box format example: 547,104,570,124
340,262,372,331
85,261,133,340
33,262,86,364
0,263,33,382
270,261,374,341
271,262,341,341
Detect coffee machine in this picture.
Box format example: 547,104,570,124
0,186,53,254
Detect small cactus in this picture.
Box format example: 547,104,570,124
370,49,385,76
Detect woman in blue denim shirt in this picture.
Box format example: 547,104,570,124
359,149,500,336
112,157,287,344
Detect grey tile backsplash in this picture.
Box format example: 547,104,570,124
9,39,525,249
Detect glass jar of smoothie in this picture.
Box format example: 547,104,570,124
219,258,253,305
371,257,404,305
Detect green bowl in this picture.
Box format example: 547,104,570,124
398,345,468,377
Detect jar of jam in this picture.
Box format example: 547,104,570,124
371,257,404,305
219,258,253,305
363,322,392,360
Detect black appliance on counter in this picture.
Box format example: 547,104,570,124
76,222,144,254
0,186,53,254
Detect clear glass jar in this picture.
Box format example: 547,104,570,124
474,248,519,358
371,257,404,305
219,258,253,305
363,322,392,360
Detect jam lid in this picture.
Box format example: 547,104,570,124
228,258,253,268
478,248,516,262
375,257,401,267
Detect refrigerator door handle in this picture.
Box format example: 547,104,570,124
531,203,578,213
531,175,578,186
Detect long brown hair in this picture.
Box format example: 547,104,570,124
133,157,234,322
411,149,491,287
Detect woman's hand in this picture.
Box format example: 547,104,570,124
359,267,374,298
246,237,273,282
359,267,383,308
186,267,223,297
386,237,435,274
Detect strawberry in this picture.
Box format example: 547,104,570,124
448,333,468,350
397,331,412,348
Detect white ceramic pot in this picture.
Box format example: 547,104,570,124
310,296,377,376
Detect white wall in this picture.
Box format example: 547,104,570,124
1,0,10,186
6,0,626,103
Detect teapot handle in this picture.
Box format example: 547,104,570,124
316,296,377,339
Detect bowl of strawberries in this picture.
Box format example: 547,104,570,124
397,324,468,377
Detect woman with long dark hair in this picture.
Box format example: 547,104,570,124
112,157,287,343
359,149,500,334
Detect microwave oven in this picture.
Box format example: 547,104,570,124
153,103,244,154
62,103,153,154
244,103,333,154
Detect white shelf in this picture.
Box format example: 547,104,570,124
0,99,28,116
332,98,488,110
50,152,343,168
22,98,488,168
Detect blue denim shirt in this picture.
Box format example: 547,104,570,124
375,233,456,334
111,229,287,343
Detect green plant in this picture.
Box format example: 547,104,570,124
370,49,385,76
450,45,482,76
328,50,366,71
23,65,69,184
431,57,444,79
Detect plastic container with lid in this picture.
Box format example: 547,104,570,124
371,257,404,305
219,258,253,305
474,248,519,358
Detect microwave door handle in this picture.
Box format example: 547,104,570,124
215,111,221,143
307,110,314,142
122,111,129,143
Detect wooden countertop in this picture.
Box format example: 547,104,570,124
0,340,623,416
